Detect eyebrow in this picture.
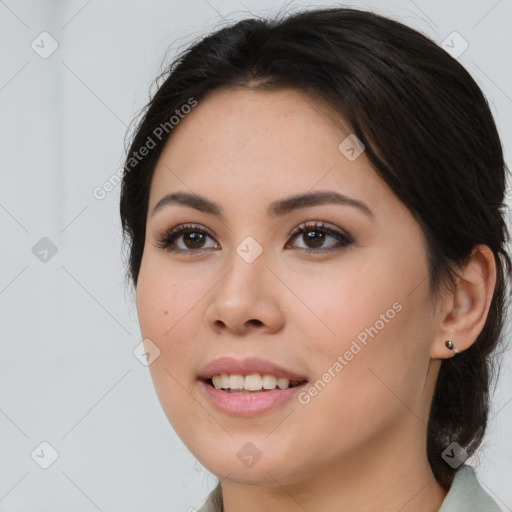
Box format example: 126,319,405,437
151,190,374,220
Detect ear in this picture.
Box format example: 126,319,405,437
430,245,497,359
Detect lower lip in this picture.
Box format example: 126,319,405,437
199,380,308,417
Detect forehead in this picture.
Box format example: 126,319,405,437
148,87,382,205
173,86,352,151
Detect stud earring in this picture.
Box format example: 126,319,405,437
445,340,460,354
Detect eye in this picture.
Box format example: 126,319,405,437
155,223,219,252
285,221,353,253
155,221,354,254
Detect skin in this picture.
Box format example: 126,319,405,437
135,87,496,512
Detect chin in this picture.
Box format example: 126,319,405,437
196,447,310,487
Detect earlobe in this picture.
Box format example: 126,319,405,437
430,245,497,359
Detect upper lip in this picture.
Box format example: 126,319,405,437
198,357,308,382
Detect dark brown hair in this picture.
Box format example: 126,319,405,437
120,6,511,489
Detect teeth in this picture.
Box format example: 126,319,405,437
211,373,303,391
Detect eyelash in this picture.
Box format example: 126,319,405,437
155,221,354,254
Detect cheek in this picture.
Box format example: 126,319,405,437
298,245,427,356
289,262,398,355
136,269,209,428
137,264,199,340
136,269,206,397
294,259,430,416
294,317,425,460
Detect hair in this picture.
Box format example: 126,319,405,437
119,6,511,489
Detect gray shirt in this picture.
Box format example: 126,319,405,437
197,465,502,512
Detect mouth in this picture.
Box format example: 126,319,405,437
200,375,309,394
198,371,309,416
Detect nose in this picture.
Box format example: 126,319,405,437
204,246,285,336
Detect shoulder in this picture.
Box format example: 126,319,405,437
438,464,502,512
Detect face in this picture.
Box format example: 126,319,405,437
136,87,441,486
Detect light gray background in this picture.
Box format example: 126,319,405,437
1,0,511,511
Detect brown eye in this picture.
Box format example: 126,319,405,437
182,231,207,249
155,224,219,252
301,229,326,248
287,221,353,252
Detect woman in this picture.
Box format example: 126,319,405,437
119,6,511,511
